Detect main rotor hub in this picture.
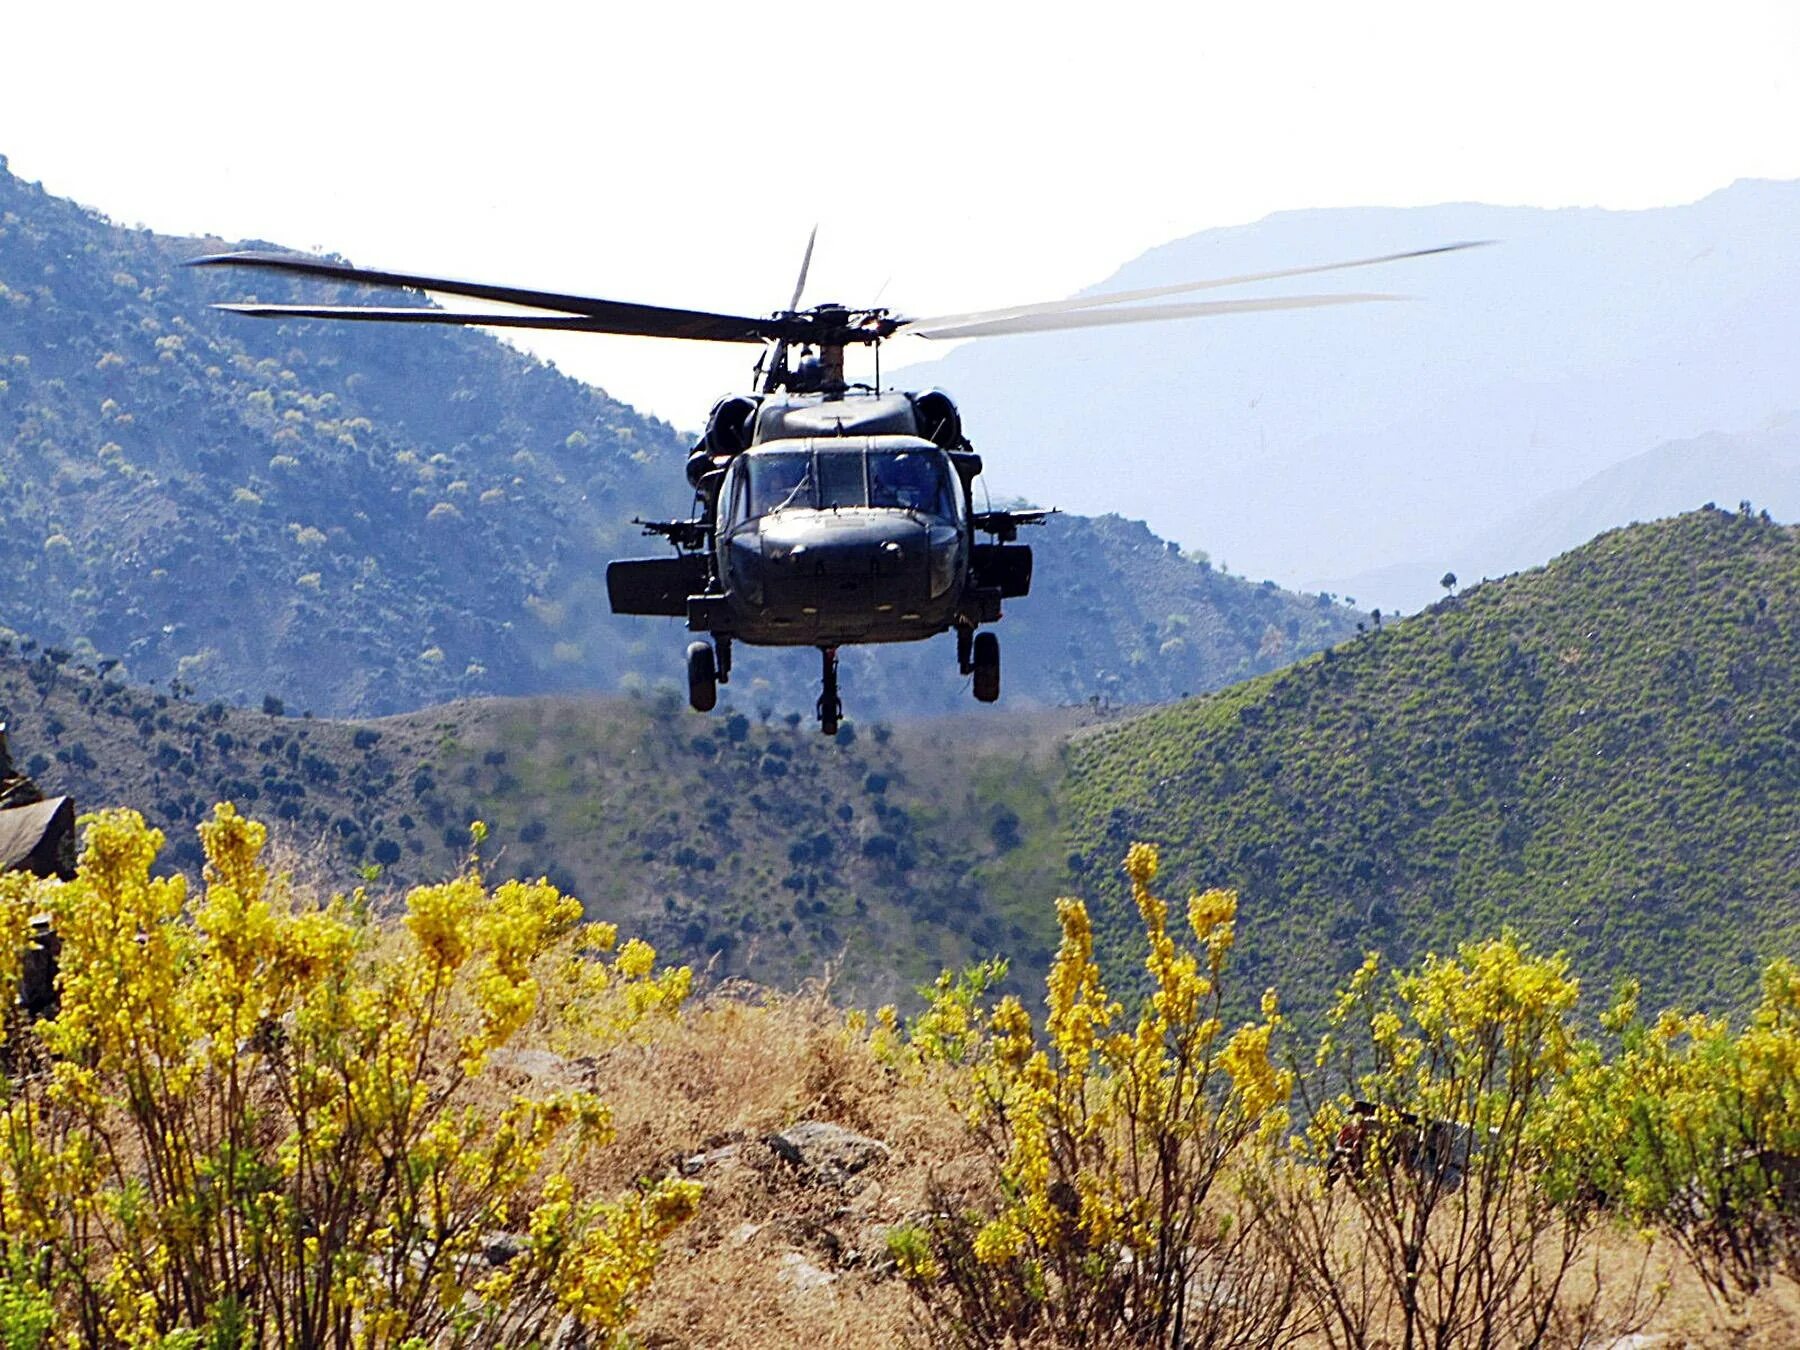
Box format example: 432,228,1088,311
770,303,893,347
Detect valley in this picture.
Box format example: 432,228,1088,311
7,507,1794,1027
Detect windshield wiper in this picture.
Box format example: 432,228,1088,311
772,471,814,514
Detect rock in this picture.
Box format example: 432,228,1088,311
484,1047,598,1089
679,1141,743,1176
0,725,74,879
481,1231,527,1268
764,1121,891,1185
486,1047,570,1078
776,1250,837,1294
0,798,75,880
774,1216,844,1261
545,1313,590,1349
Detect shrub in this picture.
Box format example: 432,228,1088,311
895,848,1676,1348
1259,934,1659,1349
895,843,1296,1346
0,807,697,1346
1570,962,1800,1304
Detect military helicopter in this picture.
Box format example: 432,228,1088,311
195,237,1482,733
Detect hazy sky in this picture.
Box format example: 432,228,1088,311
3,1,1796,427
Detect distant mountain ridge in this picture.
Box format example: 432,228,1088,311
1333,415,1800,607
0,157,1357,719
896,181,1800,606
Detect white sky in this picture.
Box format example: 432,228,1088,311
2,1,1797,430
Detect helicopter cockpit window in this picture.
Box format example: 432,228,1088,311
869,449,954,518
815,450,866,510
741,445,955,519
724,460,750,527
746,451,813,517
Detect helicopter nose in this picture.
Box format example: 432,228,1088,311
784,533,913,579
757,515,929,610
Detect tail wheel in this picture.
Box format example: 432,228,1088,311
686,641,717,713
972,632,1000,703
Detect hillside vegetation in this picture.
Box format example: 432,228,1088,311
9,506,1799,1019
0,646,1089,1005
0,158,686,716
0,157,1356,722
1067,507,1800,1024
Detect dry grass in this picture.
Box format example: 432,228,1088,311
478,979,979,1348
1629,1255,1800,1348
482,976,1800,1350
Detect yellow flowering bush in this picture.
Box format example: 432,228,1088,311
1262,932,1658,1349
894,843,1295,1347
0,806,697,1347
1565,960,1800,1303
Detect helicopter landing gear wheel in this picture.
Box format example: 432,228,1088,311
956,624,974,675
686,641,717,713
972,632,1000,703
714,635,732,685
817,646,842,736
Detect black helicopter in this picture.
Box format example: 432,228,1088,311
196,237,1481,733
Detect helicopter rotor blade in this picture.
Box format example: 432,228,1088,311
892,240,1488,336
191,250,796,342
209,302,777,340
788,225,818,312
763,225,821,393
900,292,1408,340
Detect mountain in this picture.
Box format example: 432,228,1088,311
0,155,690,716
893,182,1800,606
1062,507,1800,1024
0,157,1358,722
13,507,1796,1018
1335,415,1800,609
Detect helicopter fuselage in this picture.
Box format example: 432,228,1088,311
610,390,1035,644
605,388,1038,728
710,434,968,647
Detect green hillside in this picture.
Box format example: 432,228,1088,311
8,503,1796,1015
1065,507,1800,1022
0,156,688,717
0,157,1357,721
0,644,1091,1005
